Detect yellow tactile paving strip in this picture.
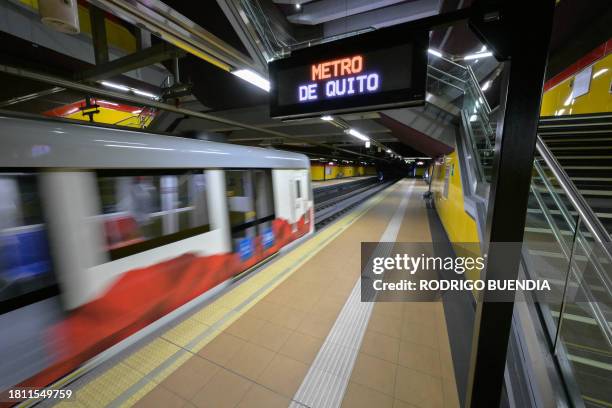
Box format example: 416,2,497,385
47,181,406,408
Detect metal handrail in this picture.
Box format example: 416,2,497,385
532,158,612,295
466,65,492,114
536,138,612,253
531,161,612,348
529,177,612,349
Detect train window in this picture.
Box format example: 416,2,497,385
96,171,210,260
226,170,275,258
0,174,56,309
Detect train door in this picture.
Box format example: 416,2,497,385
290,176,303,231
225,170,277,264
254,170,275,254
226,170,256,263
292,171,310,227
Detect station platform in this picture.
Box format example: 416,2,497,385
50,180,459,408
312,176,376,188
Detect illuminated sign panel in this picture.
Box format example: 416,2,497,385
269,28,428,119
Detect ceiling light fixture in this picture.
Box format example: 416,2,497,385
100,81,158,99
133,89,158,99
427,49,443,58
346,128,369,141
463,52,493,60
321,115,334,121
100,81,130,92
232,69,271,92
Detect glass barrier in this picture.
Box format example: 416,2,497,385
522,150,612,407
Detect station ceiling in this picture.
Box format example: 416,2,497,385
0,0,607,163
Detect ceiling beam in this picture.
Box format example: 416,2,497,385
74,42,185,82
288,0,406,25
0,63,387,162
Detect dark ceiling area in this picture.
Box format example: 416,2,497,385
0,0,607,165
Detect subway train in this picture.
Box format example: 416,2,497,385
0,113,313,394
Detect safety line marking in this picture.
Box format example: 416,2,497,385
61,182,400,408
291,180,416,408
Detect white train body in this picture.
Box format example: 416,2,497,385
0,114,313,391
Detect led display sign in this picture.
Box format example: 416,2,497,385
269,27,428,119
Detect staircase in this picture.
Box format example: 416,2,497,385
521,113,612,408
538,114,612,236
423,51,612,408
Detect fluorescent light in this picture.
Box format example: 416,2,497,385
100,81,158,99
469,115,478,122
328,162,334,165
481,80,491,91
417,161,424,166
347,128,369,141
386,149,392,153
101,81,130,92
232,69,270,92
133,89,158,99
428,49,443,58
295,3,301,10
593,68,608,78
365,140,371,148
321,115,334,121
463,52,493,60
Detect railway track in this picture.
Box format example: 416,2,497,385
314,179,396,227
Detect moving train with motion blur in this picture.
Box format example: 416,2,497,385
0,113,313,394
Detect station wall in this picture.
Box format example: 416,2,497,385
310,163,376,181
541,39,612,116
431,150,482,282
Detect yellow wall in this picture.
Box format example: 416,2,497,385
541,53,612,116
340,166,355,177
431,150,482,281
327,165,340,179
19,1,137,53
310,165,377,181
64,107,153,128
310,165,325,181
